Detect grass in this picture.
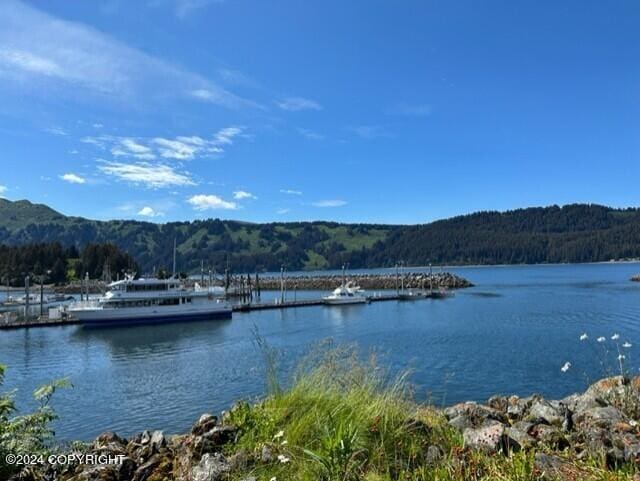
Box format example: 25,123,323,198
224,341,639,481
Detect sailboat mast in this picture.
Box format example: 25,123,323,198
172,238,177,278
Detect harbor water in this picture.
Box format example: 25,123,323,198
1,262,640,441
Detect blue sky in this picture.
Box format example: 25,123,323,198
0,0,638,224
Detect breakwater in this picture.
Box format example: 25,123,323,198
253,271,472,290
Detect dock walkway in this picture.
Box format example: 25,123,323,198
0,292,448,329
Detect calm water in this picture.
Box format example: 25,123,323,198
1,263,640,441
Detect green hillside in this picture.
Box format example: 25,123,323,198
1,199,640,272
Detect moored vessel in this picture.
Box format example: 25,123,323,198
67,276,231,327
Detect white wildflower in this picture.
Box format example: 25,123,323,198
597,336,606,343
277,454,290,464
561,362,571,373
270,477,277,481
273,430,284,440
623,342,632,348
281,440,288,445
579,333,588,341
630,420,638,427
612,333,620,340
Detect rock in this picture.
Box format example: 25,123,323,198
202,425,237,446
530,424,569,449
448,414,472,431
227,449,251,471
192,414,218,436
261,445,274,463
192,453,230,481
487,395,508,413
425,445,443,464
574,406,626,429
131,454,163,481
527,400,563,426
444,402,508,426
150,430,166,453
463,420,518,453
116,457,137,480
534,452,585,481
506,421,537,448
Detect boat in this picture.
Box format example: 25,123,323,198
398,290,427,300
67,276,232,326
323,281,369,305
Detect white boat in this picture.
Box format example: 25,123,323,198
323,281,369,305
67,276,232,327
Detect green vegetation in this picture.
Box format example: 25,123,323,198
0,242,137,286
0,365,69,479
3,198,640,273
224,345,637,480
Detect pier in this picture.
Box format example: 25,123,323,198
0,291,452,329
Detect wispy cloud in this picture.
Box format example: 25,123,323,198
233,190,256,200
312,199,347,208
280,189,302,195
138,206,163,217
276,208,291,215
297,128,325,140
45,126,68,136
389,102,432,116
0,0,252,109
83,126,244,161
349,125,393,140
0,185,7,196
276,96,322,112
98,161,195,188
187,194,237,210
59,173,86,184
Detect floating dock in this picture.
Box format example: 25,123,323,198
0,292,451,329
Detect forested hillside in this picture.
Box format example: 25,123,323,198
1,199,640,273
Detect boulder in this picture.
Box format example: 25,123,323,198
192,414,218,436
463,420,519,453
192,453,230,481
527,399,563,426
574,406,626,429
533,452,586,481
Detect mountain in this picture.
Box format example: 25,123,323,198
1,199,640,272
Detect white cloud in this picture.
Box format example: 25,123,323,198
214,126,243,145
45,126,67,136
83,126,243,162
233,190,256,200
280,189,302,195
112,138,156,160
312,199,347,207
0,0,251,109
138,206,163,217
98,161,195,188
93,123,103,128
59,173,86,184
276,208,290,215
276,96,322,112
187,194,237,211
0,185,7,196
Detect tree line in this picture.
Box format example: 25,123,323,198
0,242,137,286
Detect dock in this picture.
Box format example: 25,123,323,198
0,292,451,329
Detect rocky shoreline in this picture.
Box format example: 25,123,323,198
631,274,640,282
11,376,640,481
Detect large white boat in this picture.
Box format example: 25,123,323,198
323,281,369,305
67,276,231,326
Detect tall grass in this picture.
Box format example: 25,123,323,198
226,338,638,480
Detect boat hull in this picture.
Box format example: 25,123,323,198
70,304,232,327
323,297,368,305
